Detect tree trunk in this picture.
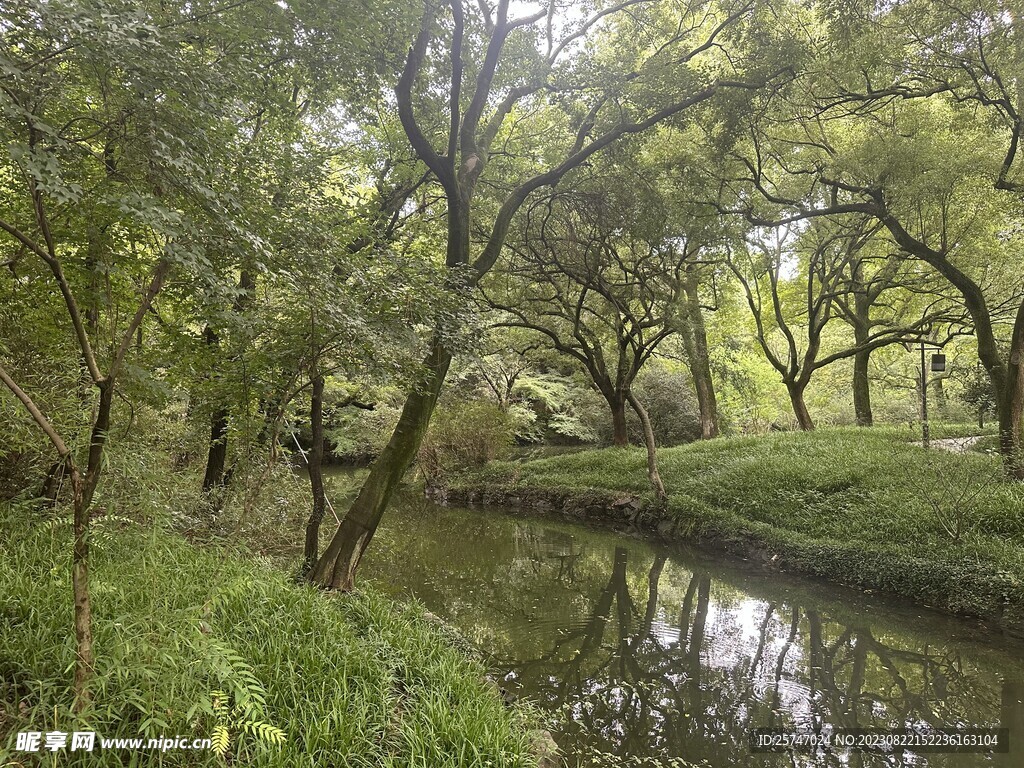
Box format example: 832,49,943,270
1001,300,1024,479
202,406,229,493
787,381,814,431
681,275,719,439
71,379,113,712
71,475,93,713
606,392,629,447
201,270,255,493
852,348,873,427
852,318,873,426
303,373,327,572
39,459,65,506
309,341,451,590
627,391,666,501
933,375,946,412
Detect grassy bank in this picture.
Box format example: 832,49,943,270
0,507,539,767
451,428,1024,634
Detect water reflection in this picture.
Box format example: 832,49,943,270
321,472,1024,767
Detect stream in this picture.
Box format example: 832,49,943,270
315,468,1024,767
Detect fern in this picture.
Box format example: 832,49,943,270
242,719,287,745
211,725,230,756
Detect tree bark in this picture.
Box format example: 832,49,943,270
202,405,229,493
606,391,629,447
302,372,326,572
71,379,113,712
933,375,946,412
627,391,666,501
852,348,872,427
38,459,65,505
71,474,93,712
1002,298,1024,479
787,381,814,431
309,341,451,590
851,315,873,426
681,275,719,439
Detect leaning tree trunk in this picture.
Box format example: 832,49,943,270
682,275,719,439
787,381,814,431
627,391,666,501
302,372,327,573
309,341,451,590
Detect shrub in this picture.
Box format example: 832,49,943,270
629,366,702,446
419,400,514,484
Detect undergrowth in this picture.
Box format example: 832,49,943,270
0,506,538,767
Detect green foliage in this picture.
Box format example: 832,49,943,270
627,365,701,447
419,401,515,485
0,510,539,767
509,373,601,445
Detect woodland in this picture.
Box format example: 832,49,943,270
1,0,1023,765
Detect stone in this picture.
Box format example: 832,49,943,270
528,729,561,768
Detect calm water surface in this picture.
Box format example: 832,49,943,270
318,469,1024,767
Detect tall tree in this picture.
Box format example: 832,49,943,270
677,262,721,438
729,92,1024,467
0,0,289,706
310,0,793,589
729,219,954,429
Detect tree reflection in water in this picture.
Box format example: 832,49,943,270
496,545,1021,767
332,479,1024,768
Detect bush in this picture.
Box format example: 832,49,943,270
418,401,514,484
629,366,702,446
507,373,601,444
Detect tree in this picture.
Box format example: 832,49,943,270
0,0,292,706
309,0,792,589
484,184,701,497
727,89,1024,467
776,0,1024,468
729,218,956,429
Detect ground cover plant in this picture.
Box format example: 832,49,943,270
0,506,538,767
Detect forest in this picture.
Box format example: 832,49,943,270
1,0,1023,766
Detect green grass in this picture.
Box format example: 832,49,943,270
464,428,1024,631
0,506,539,767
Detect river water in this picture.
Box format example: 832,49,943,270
318,469,1024,767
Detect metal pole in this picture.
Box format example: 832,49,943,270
920,342,930,448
